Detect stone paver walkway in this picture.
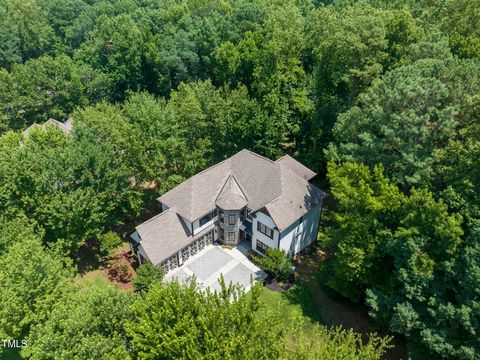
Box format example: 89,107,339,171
165,243,266,293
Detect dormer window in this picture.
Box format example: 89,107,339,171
199,209,217,226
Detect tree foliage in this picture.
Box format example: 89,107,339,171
0,55,109,131
0,236,73,341
25,284,133,360
126,279,283,359
323,162,476,359
132,263,164,293
252,248,293,282
0,0,478,358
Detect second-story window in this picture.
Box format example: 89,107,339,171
199,210,217,227
257,221,274,239
228,214,235,225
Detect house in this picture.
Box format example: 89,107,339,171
130,149,326,273
22,118,74,137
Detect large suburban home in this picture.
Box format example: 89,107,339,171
130,149,326,273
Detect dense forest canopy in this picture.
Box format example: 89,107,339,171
0,0,479,359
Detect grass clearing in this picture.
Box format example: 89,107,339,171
75,241,136,291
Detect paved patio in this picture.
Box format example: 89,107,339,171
164,242,266,293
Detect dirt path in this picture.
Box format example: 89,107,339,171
294,248,408,360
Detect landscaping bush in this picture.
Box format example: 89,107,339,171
252,248,293,282
133,263,164,292
108,257,131,283
99,231,123,259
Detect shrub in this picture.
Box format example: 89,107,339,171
133,263,164,292
108,257,131,282
252,248,293,282
99,231,123,259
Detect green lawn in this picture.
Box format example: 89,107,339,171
75,242,134,291
258,283,321,331
74,269,111,289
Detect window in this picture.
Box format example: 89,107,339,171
228,231,235,242
199,209,217,226
219,210,224,223
246,208,252,221
228,213,235,225
256,240,269,254
257,221,274,239
219,228,224,240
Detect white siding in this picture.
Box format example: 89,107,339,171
279,202,322,256
251,211,279,254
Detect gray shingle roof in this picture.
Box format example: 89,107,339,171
140,149,325,264
158,149,325,228
275,154,317,181
135,209,215,266
264,165,325,230
215,175,248,210
159,150,283,219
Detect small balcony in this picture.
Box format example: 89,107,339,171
240,220,252,235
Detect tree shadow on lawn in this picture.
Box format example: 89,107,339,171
75,238,103,275
284,248,408,360
285,280,323,323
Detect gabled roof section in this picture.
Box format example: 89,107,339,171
276,154,317,181
135,209,191,265
264,165,326,231
215,175,248,210
158,161,231,220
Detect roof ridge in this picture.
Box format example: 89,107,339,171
229,174,248,200
158,157,231,202
214,174,232,203
190,157,231,178
275,154,288,162
136,208,172,227
239,149,275,163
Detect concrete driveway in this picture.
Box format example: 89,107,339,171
164,242,266,293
